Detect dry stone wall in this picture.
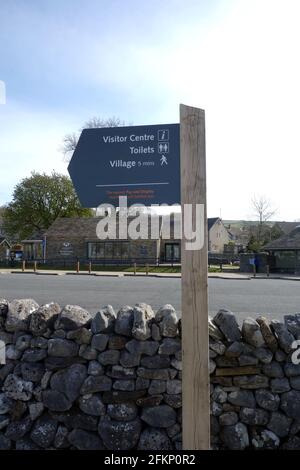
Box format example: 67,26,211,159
0,298,300,450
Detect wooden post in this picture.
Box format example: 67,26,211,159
76,261,80,273
134,262,136,275
22,260,26,272
89,261,92,274
180,104,210,450
146,263,149,276
253,264,256,277
266,265,270,277
34,261,37,273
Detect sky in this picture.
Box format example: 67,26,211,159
0,0,300,221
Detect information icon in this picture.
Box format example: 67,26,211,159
158,130,169,141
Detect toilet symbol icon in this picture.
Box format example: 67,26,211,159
158,142,169,154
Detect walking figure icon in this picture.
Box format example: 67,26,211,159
160,155,168,166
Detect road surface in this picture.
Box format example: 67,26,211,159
0,273,299,322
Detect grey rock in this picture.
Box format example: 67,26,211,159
137,367,176,380
98,349,120,366
262,362,284,378
132,303,155,340
42,390,72,411
0,393,13,415
119,350,141,368
151,323,161,341
281,435,300,450
91,333,109,351
30,414,58,448
108,335,127,350
166,379,181,395
15,334,32,351
44,356,86,370
149,380,166,395
212,386,227,404
6,299,39,332
210,359,216,374
22,348,47,362
141,405,176,428
208,316,224,341
91,305,116,334
29,302,61,335
0,433,11,449
224,341,243,357
228,390,256,408
242,317,265,347
211,401,223,416
29,403,44,421
52,329,66,339
21,362,45,382
210,416,220,436
81,375,112,394
78,344,97,360
41,371,53,389
158,338,181,355
115,306,134,337
66,327,92,345
238,355,259,366
280,390,300,419
270,378,290,393
233,375,269,389
163,394,182,408
0,416,9,431
256,316,278,352
141,355,170,368
271,320,294,354
284,363,300,377
220,423,249,450
0,363,14,382
113,380,135,391
88,360,104,376
239,407,269,426
107,403,138,421
275,349,287,362
54,425,69,449
5,416,32,440
136,377,150,390
48,339,79,357
60,411,98,431
0,298,9,322
255,389,280,411
251,429,280,449
55,304,92,330
107,365,136,379
50,363,87,401
284,313,300,337
79,394,106,416
253,347,273,364
290,376,300,390
138,428,172,450
213,309,241,342
68,429,104,450
171,358,182,370
267,411,292,437
30,337,48,349
126,339,159,356
3,374,33,401
9,401,27,421
155,304,178,337
98,416,142,450
167,423,181,439
219,412,238,426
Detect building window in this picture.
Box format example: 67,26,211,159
87,241,130,260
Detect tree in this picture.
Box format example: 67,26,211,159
3,172,93,240
62,116,126,162
251,195,277,243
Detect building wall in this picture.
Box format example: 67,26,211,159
209,220,230,253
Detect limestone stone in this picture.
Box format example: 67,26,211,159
55,304,92,330
6,299,39,332
267,411,292,437
141,405,176,428
91,305,116,334
48,339,79,357
114,306,134,337
155,304,178,338
220,423,249,450
138,428,172,450
3,374,33,401
79,394,106,416
132,303,155,341
255,389,280,411
30,414,58,448
98,416,142,450
29,303,61,336
68,429,104,450
213,309,241,342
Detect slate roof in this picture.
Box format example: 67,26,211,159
264,226,300,250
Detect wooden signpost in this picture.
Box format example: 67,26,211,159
180,104,210,450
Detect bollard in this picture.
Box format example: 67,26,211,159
89,261,92,274
76,261,80,273
134,262,136,276
253,264,256,277
22,260,25,272
266,265,270,277
34,261,37,273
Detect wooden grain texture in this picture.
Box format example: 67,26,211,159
180,104,210,450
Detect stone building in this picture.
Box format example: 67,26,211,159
264,225,300,274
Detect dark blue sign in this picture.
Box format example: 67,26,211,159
68,124,180,207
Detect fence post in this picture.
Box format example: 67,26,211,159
89,261,92,274
266,264,270,277
34,261,37,273
76,261,80,273
22,260,25,272
146,263,149,276
134,262,136,275
253,264,256,277
180,104,210,450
